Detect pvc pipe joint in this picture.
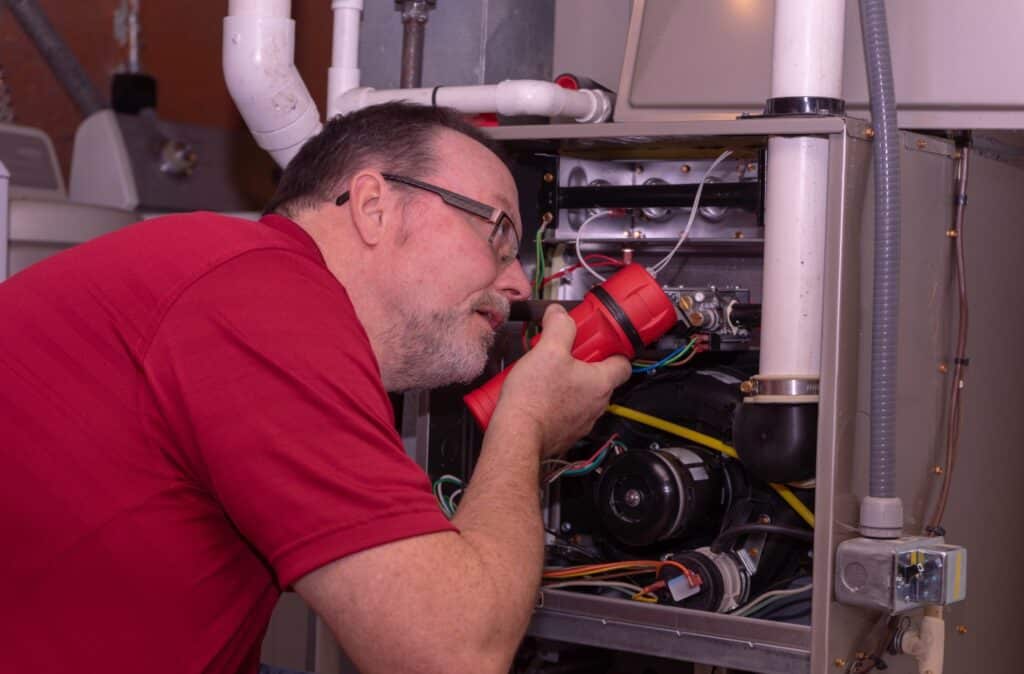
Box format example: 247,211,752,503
223,1,323,167
327,0,363,119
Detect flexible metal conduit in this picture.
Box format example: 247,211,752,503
859,0,901,500
1,0,105,116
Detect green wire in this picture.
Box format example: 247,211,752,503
659,337,698,366
433,475,464,519
533,222,548,298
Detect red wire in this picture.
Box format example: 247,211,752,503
541,258,625,288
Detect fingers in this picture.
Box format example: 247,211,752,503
538,304,577,351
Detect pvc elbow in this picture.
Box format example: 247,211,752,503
223,12,322,167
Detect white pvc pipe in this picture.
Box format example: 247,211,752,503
758,136,829,379
770,0,846,99
223,0,322,167
326,0,363,120
334,80,613,123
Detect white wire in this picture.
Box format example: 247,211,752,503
649,149,735,277
733,583,812,616
574,210,615,282
543,580,647,597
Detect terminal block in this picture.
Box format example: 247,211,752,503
835,537,967,613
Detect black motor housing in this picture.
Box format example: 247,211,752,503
596,446,722,548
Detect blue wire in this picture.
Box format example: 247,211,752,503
631,341,694,374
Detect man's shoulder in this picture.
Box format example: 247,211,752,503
123,211,321,262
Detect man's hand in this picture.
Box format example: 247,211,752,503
493,303,632,457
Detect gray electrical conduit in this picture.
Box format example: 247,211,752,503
859,0,901,500
0,0,105,116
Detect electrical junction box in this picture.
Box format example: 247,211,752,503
835,536,967,613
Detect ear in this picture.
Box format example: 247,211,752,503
345,170,388,246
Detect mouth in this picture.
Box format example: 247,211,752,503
473,307,507,331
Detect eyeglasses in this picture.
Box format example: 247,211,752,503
336,173,521,268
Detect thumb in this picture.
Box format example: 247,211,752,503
538,303,577,351
593,354,633,389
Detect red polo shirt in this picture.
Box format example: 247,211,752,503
0,212,454,673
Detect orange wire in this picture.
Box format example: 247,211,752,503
543,559,701,589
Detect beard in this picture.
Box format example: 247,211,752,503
379,291,510,392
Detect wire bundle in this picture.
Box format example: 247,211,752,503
432,474,463,519
730,583,812,618
542,435,623,485
631,337,699,374
543,559,700,603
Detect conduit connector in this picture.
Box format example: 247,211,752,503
859,495,904,538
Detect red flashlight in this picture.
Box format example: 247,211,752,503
464,263,679,429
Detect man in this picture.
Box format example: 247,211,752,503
0,102,630,673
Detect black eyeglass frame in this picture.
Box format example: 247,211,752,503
335,173,520,266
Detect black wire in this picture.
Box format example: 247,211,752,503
749,594,812,620
759,607,811,622
756,574,812,595
710,523,813,553
544,541,602,564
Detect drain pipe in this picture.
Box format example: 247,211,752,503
397,0,435,89
326,0,363,120
733,0,846,484
2,0,105,117
335,81,613,123
858,0,903,538
224,0,323,168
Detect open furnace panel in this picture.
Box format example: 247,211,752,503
406,116,1021,674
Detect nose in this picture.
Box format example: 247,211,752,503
496,258,532,302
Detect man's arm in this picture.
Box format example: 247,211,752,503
295,305,631,674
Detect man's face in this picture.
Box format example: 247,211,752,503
378,130,531,392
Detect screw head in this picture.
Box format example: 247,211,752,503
865,127,876,138
916,139,928,150
560,521,573,534
624,489,643,508
540,211,554,225
956,624,968,634
933,465,945,475
938,363,949,374
740,380,756,395
747,162,757,172
758,514,772,524
834,658,847,668
543,172,555,183
946,229,959,238
680,164,691,173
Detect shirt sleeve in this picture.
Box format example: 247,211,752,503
143,248,456,587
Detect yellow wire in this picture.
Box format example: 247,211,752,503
772,484,816,528
605,404,815,528
606,405,738,459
